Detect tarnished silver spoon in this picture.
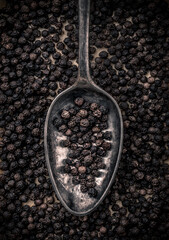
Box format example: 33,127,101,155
44,0,123,216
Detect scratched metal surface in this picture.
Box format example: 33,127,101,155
45,86,122,215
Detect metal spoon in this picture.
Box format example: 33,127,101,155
44,0,123,216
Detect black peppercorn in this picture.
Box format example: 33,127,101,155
0,1,169,238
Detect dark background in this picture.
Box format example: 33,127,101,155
0,0,169,239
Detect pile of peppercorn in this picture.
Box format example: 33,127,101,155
53,97,112,197
0,0,169,239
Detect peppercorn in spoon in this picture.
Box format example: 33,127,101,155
44,0,123,216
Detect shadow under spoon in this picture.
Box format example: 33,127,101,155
44,0,123,216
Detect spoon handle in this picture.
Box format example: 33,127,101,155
78,0,90,81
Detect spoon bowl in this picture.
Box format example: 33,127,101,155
44,0,123,216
